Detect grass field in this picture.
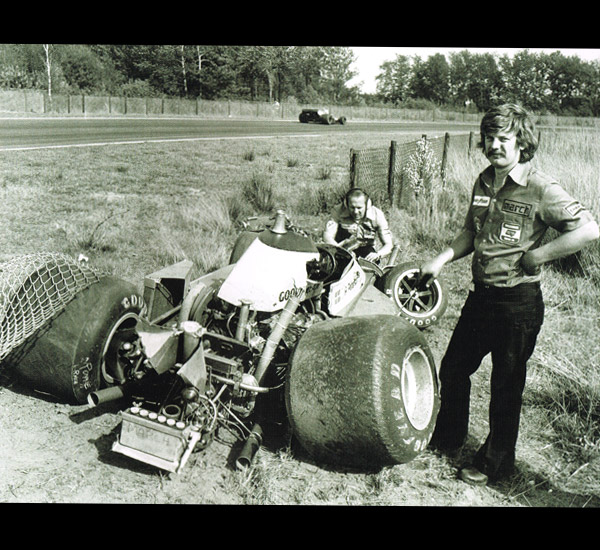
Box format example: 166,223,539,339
0,126,598,505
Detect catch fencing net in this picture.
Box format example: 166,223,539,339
0,253,102,363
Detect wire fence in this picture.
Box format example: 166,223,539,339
349,132,473,207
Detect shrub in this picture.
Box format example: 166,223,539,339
404,138,443,199
242,172,277,213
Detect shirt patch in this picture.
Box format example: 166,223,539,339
499,222,522,243
473,195,491,207
502,199,532,217
564,202,584,217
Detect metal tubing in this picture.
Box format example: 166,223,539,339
235,423,263,470
253,295,300,384
210,372,269,393
181,320,202,362
87,385,127,406
235,300,252,341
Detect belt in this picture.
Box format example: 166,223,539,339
473,281,540,296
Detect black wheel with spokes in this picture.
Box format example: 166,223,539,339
382,262,448,329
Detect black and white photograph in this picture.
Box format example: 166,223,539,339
0,45,598,506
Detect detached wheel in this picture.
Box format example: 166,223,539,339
382,262,448,328
8,276,145,404
285,315,439,469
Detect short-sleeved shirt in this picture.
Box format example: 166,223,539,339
464,162,594,287
326,203,392,248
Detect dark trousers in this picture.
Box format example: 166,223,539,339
431,282,544,478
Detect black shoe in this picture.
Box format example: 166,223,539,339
459,465,489,486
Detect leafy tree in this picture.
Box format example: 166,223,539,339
410,53,449,104
544,51,591,114
320,47,357,103
583,60,600,117
60,45,119,93
375,54,412,104
498,50,551,112
449,50,502,111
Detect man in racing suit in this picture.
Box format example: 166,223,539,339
323,188,393,262
420,103,599,485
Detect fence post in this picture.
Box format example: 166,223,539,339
441,133,450,181
349,149,358,188
469,131,474,154
388,140,397,206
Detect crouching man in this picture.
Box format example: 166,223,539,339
323,188,393,262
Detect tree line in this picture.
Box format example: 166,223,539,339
0,45,359,105
376,49,600,117
1,44,599,117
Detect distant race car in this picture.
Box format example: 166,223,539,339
299,108,346,125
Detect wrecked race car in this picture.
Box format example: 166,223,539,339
2,212,444,474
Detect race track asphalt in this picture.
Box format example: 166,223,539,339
0,117,477,151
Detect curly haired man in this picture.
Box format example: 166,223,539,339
421,103,599,485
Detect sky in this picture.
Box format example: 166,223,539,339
348,47,600,94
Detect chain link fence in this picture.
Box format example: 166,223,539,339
349,133,473,207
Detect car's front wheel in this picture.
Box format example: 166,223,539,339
382,262,448,328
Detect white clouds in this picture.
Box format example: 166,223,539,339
349,47,600,94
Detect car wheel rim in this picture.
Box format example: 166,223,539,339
101,312,141,385
401,346,435,431
393,269,439,315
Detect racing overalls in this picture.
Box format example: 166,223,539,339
431,161,595,479
325,203,392,258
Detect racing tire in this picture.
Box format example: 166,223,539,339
338,116,347,125
229,231,259,264
7,276,145,404
285,314,440,469
326,115,334,125
382,262,448,329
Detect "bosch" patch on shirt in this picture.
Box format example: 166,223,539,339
473,195,491,207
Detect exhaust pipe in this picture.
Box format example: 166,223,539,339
235,423,263,470
87,385,128,406
87,378,145,407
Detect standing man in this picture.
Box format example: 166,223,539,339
323,188,394,262
421,103,599,485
